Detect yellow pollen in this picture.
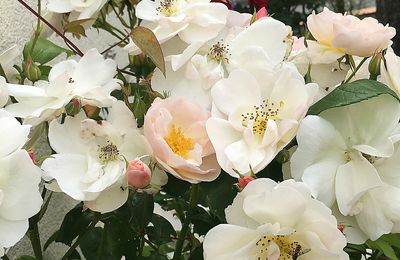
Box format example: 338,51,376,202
156,0,179,16
241,99,285,137
256,234,310,260
164,125,194,159
208,41,231,63
98,141,119,163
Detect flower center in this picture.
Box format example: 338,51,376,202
164,125,194,159
362,153,380,164
98,141,120,163
156,0,179,16
241,99,284,137
208,41,231,63
256,235,310,260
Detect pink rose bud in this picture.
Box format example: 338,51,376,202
256,7,268,20
28,150,37,164
238,176,255,189
126,160,152,189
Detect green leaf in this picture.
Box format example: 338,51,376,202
64,19,94,38
23,122,46,151
373,240,398,260
23,37,74,65
132,91,148,127
308,79,400,115
381,234,400,249
55,203,95,246
200,173,237,222
44,231,59,251
131,192,154,229
146,213,177,245
15,256,37,260
162,174,190,197
191,206,219,236
130,26,166,77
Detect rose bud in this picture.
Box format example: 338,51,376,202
126,159,152,189
25,56,42,82
256,7,268,20
238,176,255,190
28,150,37,164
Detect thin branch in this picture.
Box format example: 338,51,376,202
16,0,84,57
101,34,130,55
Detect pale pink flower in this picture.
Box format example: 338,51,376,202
144,97,220,183
307,8,396,63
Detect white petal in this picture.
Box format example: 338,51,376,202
206,118,242,177
0,150,42,220
336,154,383,216
290,115,346,181
0,217,28,248
211,69,261,116
321,95,400,157
41,154,93,201
203,224,258,260
0,116,30,158
302,160,339,207
48,113,88,154
230,18,289,66
242,185,307,228
46,0,74,13
135,0,159,22
85,176,129,213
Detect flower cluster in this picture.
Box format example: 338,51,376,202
2,1,400,259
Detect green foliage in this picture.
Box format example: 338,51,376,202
308,79,400,115
23,37,74,65
54,203,96,246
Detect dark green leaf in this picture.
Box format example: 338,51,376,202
192,206,219,236
200,173,237,222
67,249,81,260
15,256,36,260
80,227,110,260
146,214,177,245
23,37,74,65
162,174,190,197
188,245,204,260
44,231,59,251
131,192,154,229
308,79,400,115
55,203,95,246
130,26,166,77
132,92,147,127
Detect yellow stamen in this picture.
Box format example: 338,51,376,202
256,234,310,260
241,99,285,137
164,125,194,159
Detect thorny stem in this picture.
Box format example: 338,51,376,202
16,0,84,56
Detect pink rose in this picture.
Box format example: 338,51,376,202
126,160,152,189
144,97,221,183
307,8,396,63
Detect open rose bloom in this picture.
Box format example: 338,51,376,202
4,1,400,259
144,96,220,183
